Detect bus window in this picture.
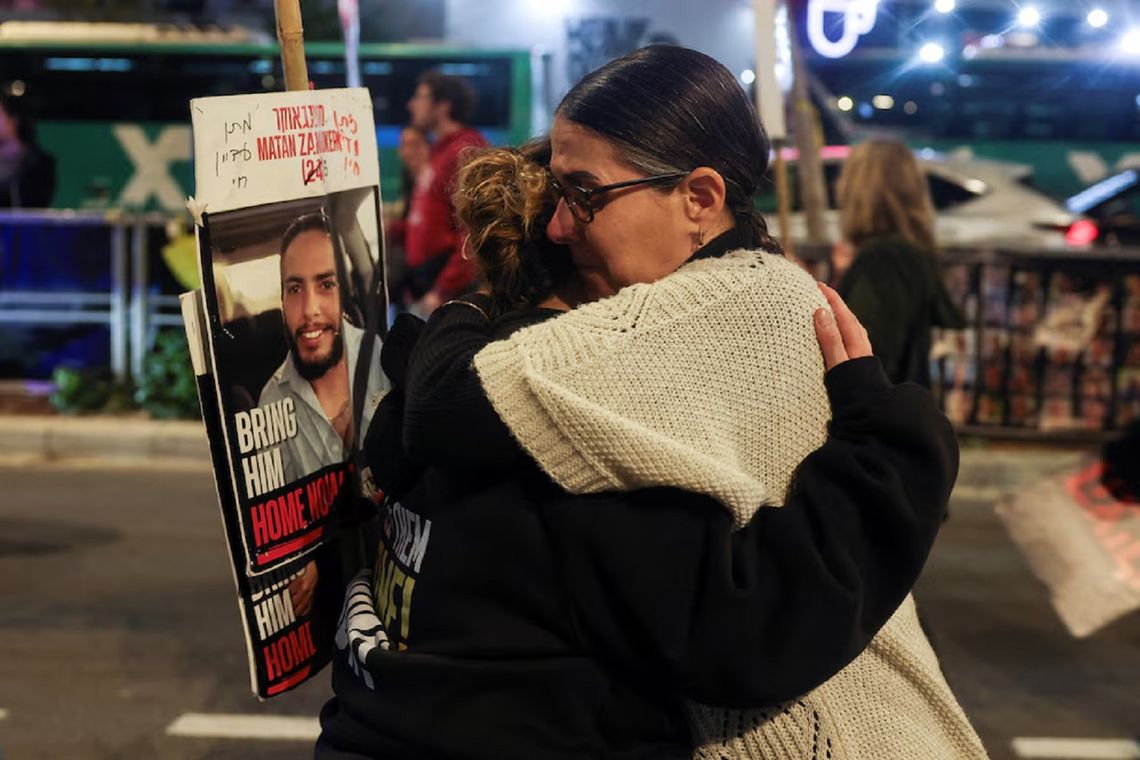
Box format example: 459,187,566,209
0,34,533,210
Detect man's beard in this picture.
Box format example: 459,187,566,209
289,328,345,381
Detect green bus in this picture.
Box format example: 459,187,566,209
0,22,535,211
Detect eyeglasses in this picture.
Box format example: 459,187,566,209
547,171,689,223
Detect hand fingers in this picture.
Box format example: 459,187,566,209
291,582,314,617
818,283,872,359
814,307,848,371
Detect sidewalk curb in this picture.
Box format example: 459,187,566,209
0,415,210,464
0,414,1095,472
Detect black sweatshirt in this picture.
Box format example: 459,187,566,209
836,235,966,387
317,267,959,759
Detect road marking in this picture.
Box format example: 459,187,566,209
1012,737,1140,759
951,485,1007,502
165,713,320,741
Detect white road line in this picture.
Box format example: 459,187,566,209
951,485,1007,501
1013,737,1140,759
165,713,320,741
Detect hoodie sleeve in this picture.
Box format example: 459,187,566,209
402,296,549,470
541,357,958,708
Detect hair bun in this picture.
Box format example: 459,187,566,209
453,142,569,316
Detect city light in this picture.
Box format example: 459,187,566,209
872,94,895,110
1087,9,1109,29
740,69,756,85
1122,29,1140,55
919,42,946,63
904,101,919,114
837,96,855,111
1017,6,1041,28
806,0,881,59
934,0,955,13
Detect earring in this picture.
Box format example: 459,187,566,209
697,227,705,247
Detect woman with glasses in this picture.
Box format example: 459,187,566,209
317,46,983,759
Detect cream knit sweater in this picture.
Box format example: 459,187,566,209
474,249,988,760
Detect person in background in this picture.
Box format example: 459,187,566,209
831,139,965,386
402,70,488,314
384,125,431,306
0,92,56,208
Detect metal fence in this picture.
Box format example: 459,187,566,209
3,211,1140,440
798,243,1140,442
0,210,184,383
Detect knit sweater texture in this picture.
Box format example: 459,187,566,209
474,248,987,760
474,249,832,529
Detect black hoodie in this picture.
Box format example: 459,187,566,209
317,289,959,759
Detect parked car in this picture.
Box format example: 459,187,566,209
1064,169,1140,247
760,146,1088,249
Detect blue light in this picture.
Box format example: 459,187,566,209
438,63,488,76
45,57,134,72
1065,170,1139,214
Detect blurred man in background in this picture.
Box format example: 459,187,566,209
402,70,487,313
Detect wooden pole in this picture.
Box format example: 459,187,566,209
773,144,796,261
786,5,828,245
753,0,797,261
275,0,309,92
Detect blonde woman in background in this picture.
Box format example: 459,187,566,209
833,139,965,386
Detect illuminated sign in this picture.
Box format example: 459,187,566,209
806,0,879,58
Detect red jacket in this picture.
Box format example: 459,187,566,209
403,126,487,300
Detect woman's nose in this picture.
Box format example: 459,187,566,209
546,199,576,244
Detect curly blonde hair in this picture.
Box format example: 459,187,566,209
454,139,571,317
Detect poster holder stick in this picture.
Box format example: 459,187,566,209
273,0,374,586
275,0,309,92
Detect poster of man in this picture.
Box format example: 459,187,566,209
201,187,387,573
185,87,387,696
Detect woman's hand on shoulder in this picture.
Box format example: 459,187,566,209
814,282,872,371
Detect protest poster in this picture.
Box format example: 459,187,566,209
182,87,388,697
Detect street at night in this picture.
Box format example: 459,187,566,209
0,450,1137,759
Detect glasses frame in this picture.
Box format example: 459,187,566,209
548,171,690,223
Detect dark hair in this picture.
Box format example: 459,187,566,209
398,125,428,220
454,139,573,317
0,93,39,146
280,211,332,258
556,45,780,253
417,70,477,125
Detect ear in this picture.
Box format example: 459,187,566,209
680,167,727,224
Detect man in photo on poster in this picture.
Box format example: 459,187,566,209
258,210,388,486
